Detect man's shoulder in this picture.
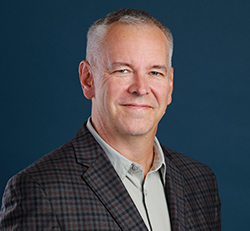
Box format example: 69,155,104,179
11,141,76,182
10,122,98,183
161,145,216,180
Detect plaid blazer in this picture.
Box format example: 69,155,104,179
0,122,221,230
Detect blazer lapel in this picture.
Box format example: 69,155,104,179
163,148,185,231
72,123,148,231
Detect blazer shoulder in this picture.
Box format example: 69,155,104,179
19,141,76,176
161,145,216,180
15,122,98,178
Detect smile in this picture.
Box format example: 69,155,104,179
122,104,152,110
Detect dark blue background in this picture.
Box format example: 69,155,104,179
1,1,249,230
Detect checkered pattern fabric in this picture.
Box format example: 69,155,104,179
0,122,221,230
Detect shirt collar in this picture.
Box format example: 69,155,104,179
86,117,166,184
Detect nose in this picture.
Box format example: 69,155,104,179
128,73,149,96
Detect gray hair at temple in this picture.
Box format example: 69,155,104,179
86,9,174,70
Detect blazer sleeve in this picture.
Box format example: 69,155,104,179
213,173,221,230
0,173,61,230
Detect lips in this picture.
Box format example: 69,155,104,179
122,103,153,109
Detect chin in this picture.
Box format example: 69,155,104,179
119,123,156,137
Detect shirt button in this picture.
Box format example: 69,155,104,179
131,164,138,171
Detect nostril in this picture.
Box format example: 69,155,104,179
128,85,149,96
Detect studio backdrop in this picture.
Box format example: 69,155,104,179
1,1,249,230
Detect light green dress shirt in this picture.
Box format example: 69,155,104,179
87,118,171,231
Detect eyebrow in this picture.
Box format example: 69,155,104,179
109,62,131,70
151,65,168,73
109,62,168,73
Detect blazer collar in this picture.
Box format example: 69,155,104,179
163,146,185,231
71,123,148,231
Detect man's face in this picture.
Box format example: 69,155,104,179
84,23,173,141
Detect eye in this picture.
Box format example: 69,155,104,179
150,71,162,76
117,69,129,73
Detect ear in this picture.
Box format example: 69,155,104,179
167,67,174,105
79,61,94,99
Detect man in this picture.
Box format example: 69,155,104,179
0,9,221,230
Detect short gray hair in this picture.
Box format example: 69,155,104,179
86,9,174,69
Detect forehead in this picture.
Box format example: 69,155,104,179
101,23,169,63
103,22,168,44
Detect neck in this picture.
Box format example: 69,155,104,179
112,135,155,176
91,119,156,176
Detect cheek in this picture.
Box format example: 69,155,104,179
105,79,127,98
152,83,170,104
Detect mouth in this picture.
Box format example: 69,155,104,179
122,104,153,110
